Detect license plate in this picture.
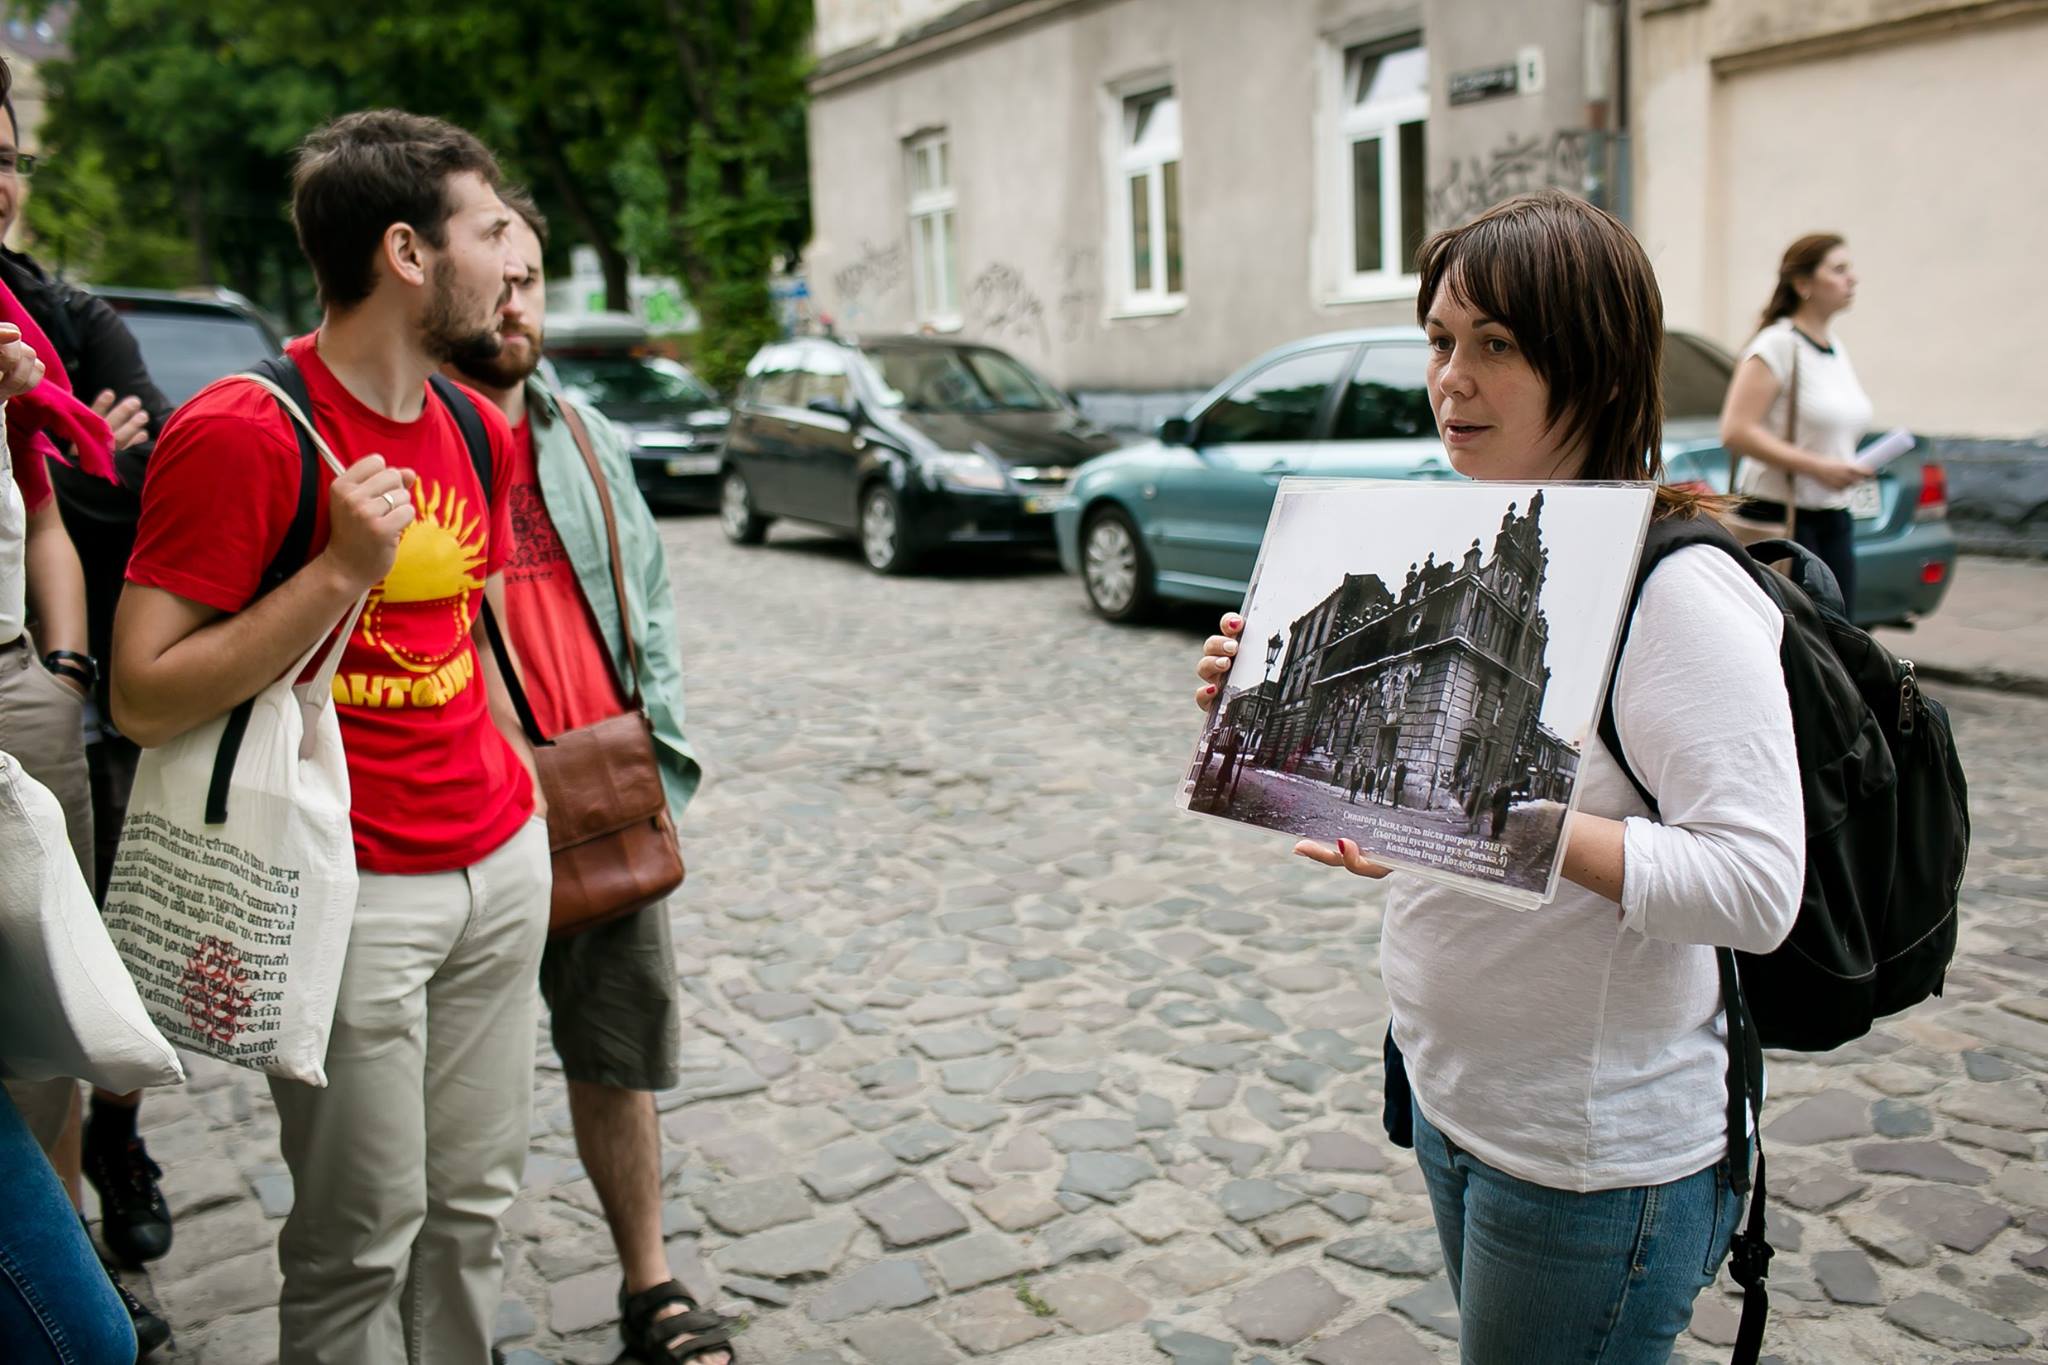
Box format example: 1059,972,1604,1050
1024,494,1061,515
1847,480,1883,521
664,455,721,476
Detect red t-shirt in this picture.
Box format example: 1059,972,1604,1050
502,417,627,736
127,333,534,875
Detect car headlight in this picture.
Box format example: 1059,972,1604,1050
926,451,1009,493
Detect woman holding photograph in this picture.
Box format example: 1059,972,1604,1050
1718,233,1874,613
1195,190,1803,1364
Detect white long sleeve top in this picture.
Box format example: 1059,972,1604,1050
1382,543,1805,1191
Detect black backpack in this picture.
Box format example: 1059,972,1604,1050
1595,511,1971,1363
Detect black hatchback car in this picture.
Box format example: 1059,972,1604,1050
718,335,1120,572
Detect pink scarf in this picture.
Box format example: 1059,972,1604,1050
0,272,115,487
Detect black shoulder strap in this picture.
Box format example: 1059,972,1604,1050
207,355,323,826
428,373,493,501
423,375,546,748
1593,510,1777,1365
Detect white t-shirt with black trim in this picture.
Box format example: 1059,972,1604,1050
1732,318,1873,512
1382,544,1804,1193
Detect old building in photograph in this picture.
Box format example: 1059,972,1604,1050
806,0,2043,447
1259,491,1577,814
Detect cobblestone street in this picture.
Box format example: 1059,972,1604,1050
126,517,2047,1364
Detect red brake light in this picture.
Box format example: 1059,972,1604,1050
1921,561,1947,585
1915,461,1948,521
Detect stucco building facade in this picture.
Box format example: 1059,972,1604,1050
805,0,2043,443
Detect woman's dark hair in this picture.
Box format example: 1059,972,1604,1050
1757,233,1845,333
1415,189,1719,519
291,109,502,310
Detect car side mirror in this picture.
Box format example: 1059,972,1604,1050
808,395,855,421
1157,415,1193,446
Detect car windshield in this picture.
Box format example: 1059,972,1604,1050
861,345,1064,413
117,311,277,406
1662,333,1733,420
551,354,716,408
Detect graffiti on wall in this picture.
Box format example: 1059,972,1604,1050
967,262,1050,355
1428,129,1593,229
830,240,906,321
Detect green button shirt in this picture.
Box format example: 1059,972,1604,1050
526,378,701,821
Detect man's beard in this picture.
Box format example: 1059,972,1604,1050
421,257,509,366
449,318,543,389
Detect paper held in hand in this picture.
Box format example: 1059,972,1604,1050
1854,427,1916,473
1178,478,1657,910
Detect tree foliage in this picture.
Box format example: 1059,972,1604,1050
29,0,811,385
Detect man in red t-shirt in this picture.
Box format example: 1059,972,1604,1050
447,190,730,1365
114,112,549,1364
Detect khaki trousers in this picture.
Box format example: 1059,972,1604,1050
0,633,94,1148
269,816,550,1365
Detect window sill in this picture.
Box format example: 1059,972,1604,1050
1109,295,1188,321
1322,277,1422,307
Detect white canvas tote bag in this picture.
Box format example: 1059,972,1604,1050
0,752,184,1093
103,375,366,1086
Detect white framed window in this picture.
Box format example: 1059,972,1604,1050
1108,83,1184,314
1324,35,1428,301
906,130,960,328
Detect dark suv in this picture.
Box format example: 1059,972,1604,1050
718,334,1120,573
89,287,284,404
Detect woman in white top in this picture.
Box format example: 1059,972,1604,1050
1195,191,1804,1363
1719,233,1875,614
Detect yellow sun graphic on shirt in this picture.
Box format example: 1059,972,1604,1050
358,480,489,675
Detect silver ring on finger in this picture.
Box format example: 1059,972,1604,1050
383,491,401,512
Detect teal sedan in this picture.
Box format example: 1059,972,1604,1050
1055,326,1957,629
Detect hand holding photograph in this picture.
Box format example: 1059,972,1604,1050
1180,478,1656,908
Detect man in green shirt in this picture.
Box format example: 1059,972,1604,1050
445,188,731,1365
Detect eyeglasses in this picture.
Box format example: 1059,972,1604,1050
0,153,38,178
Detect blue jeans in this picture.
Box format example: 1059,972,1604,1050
0,1084,135,1363
1413,1101,1743,1365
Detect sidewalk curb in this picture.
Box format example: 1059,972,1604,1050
1913,662,2048,700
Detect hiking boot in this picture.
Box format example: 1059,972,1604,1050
83,1136,173,1265
115,1278,172,1357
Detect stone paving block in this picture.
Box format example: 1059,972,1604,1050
932,1284,1059,1354
1839,1209,1935,1267
1110,1182,1211,1245
147,1198,274,1289
1000,1070,1101,1102
842,1317,961,1365
154,1247,281,1325
713,1217,860,1280
698,1175,814,1235
1299,1131,1386,1173
1326,1226,1445,1277
1389,1275,1462,1341
1134,1241,1249,1297
932,1233,1041,1292
991,1130,1057,1173
1037,1214,1130,1266
802,1138,900,1202
1811,1249,1884,1304
1255,1206,1329,1252
1059,1151,1158,1204
1939,1082,2048,1131
1763,1089,1873,1145
1883,1292,2033,1350
856,1177,971,1247
1851,1140,1992,1184
163,1155,250,1221
1048,1117,1140,1152
1879,1185,2014,1252
547,1266,623,1334
1040,1270,1149,1333
1216,1178,1307,1223
974,1182,1064,1232
493,1296,538,1343
930,1096,1004,1131
1223,1266,1350,1346
1778,1169,1868,1211
945,1160,995,1191
882,1120,963,1165
1303,1313,1441,1365
807,1258,936,1323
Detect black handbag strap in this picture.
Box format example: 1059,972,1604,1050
206,356,322,825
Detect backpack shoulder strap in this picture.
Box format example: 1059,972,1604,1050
428,373,493,500
1594,511,1761,812
247,354,322,595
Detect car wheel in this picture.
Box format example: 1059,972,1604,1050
720,469,769,545
860,484,918,575
1082,507,1157,622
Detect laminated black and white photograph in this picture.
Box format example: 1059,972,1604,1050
1179,479,1657,908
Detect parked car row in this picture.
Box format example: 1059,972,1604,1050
84,287,1957,634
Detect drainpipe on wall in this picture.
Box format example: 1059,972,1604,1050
1583,0,1632,223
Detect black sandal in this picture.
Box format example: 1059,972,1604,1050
617,1280,740,1365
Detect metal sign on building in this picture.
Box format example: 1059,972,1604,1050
1448,62,1518,105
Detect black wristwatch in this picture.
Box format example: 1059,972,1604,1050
43,649,98,689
